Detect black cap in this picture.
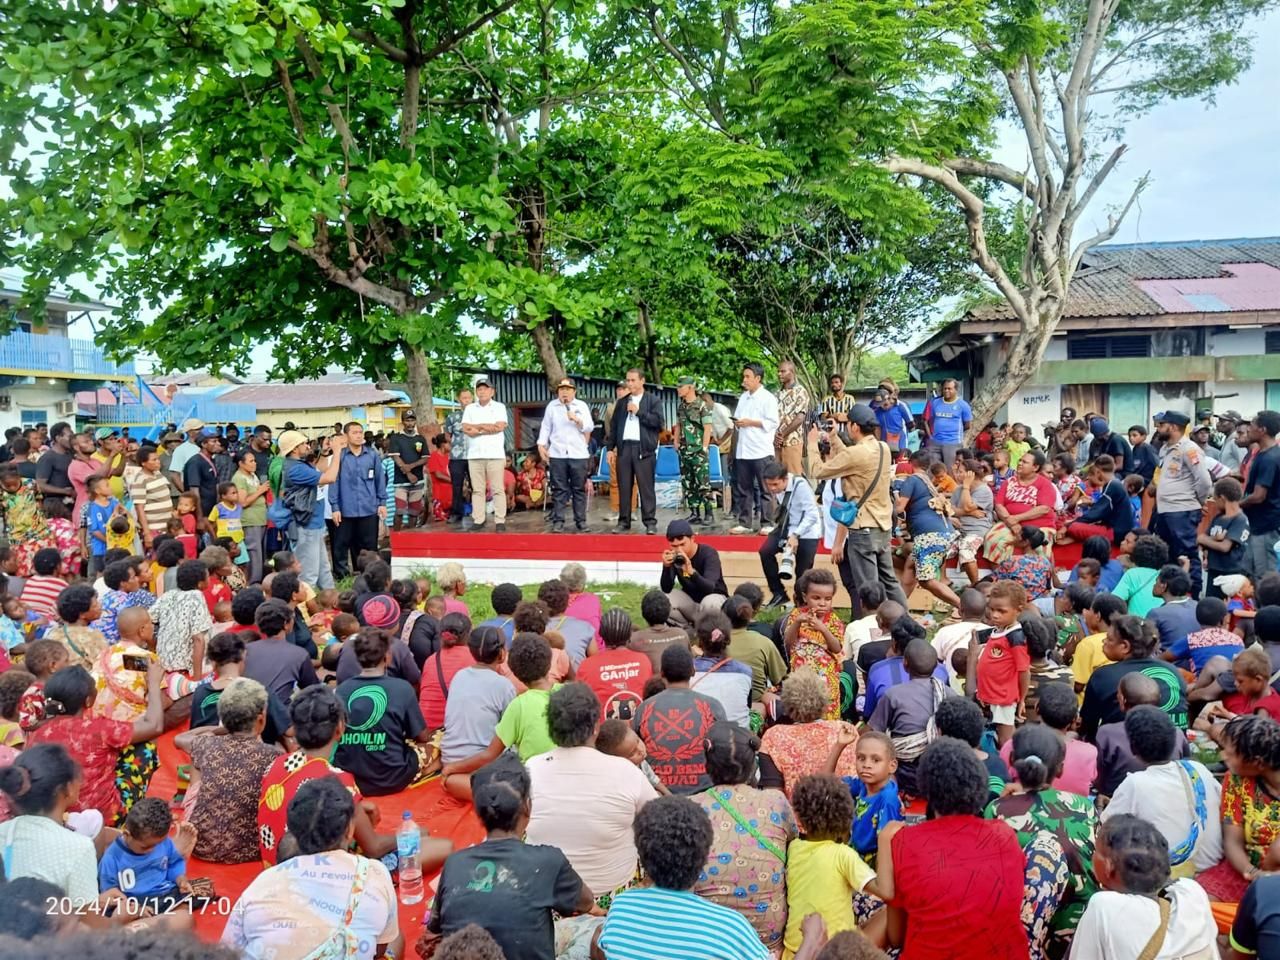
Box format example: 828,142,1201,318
847,402,878,430
666,519,694,540
1163,411,1191,427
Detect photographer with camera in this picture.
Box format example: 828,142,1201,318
758,459,822,610
808,403,909,608
660,519,729,628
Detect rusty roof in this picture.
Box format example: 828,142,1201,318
968,237,1280,320
215,383,403,411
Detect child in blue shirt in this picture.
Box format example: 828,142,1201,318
823,727,903,866
84,476,124,576
99,797,195,913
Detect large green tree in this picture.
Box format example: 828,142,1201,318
0,0,654,415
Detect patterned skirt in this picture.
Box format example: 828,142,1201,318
114,740,159,824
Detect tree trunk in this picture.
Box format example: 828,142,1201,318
530,323,567,390
964,300,1063,441
403,342,436,428
637,301,662,384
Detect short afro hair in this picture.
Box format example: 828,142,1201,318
508,632,552,685
780,669,829,724
1123,705,1177,764
640,588,672,627
546,682,600,748
633,795,713,890
536,578,570,615
490,582,523,616
791,773,855,840
287,776,355,855
1131,534,1170,571
918,738,988,816
437,925,506,960
512,600,549,635
123,797,173,840
32,547,61,576
232,586,265,626
176,558,209,591
1034,682,1079,731
55,583,97,623
934,696,985,747
660,643,695,683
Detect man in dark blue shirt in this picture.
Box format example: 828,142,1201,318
278,429,344,590
328,421,387,578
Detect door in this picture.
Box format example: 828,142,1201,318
1061,385,1107,421
1267,381,1280,411
1108,383,1149,433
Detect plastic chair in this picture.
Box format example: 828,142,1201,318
589,449,609,485
655,445,681,481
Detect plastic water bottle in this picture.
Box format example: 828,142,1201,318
396,811,424,904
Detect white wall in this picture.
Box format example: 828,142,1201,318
1211,329,1268,357
1149,383,1197,420
1043,337,1069,361
1209,379,1266,416
0,383,76,434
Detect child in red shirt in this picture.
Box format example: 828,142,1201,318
968,580,1031,745
577,608,652,720
1220,646,1280,722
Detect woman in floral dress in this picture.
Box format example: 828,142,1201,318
0,468,57,576
781,569,845,720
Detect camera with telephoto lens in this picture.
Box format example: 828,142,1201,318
778,543,796,581
806,409,833,456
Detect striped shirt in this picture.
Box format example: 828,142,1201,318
599,887,769,960
130,469,174,534
19,575,67,619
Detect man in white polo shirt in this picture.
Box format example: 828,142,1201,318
462,378,509,532
538,377,595,532
730,363,779,534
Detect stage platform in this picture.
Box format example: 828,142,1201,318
389,499,1089,609
389,501,798,598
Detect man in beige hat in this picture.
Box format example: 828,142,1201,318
537,377,594,532
166,417,206,491
278,428,346,589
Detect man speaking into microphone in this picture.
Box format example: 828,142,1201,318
538,377,595,533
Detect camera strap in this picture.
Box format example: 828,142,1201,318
774,484,796,539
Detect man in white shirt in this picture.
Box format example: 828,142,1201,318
703,389,736,514
461,378,510,532
758,460,821,607
538,377,595,533
730,363,779,534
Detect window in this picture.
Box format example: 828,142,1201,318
1266,330,1280,354
1067,334,1151,360
20,410,47,426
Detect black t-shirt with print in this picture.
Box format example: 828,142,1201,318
1080,657,1188,741
333,674,425,795
427,837,584,960
631,687,725,794
188,680,291,744
388,432,427,485
1206,512,1250,574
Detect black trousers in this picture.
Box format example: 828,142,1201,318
616,441,656,527
734,457,768,525
332,514,380,577
448,459,468,520
759,530,819,599
550,457,590,526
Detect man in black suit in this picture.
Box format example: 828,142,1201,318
608,367,663,534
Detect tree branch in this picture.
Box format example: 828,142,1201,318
944,157,1037,198
275,60,306,141
419,0,520,67
646,9,731,134
349,27,410,64
1069,174,1148,272
1063,143,1127,238
293,32,355,156
882,155,1031,326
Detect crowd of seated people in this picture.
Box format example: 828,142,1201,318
0,406,1278,960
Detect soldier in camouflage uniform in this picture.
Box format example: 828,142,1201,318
675,376,715,526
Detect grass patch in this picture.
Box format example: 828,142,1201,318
398,571,792,625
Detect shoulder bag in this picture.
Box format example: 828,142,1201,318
829,441,888,528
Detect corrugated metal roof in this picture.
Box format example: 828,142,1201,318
216,382,401,410
969,236,1280,320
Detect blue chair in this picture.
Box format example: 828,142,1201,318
708,446,723,486
589,449,609,486
654,445,681,481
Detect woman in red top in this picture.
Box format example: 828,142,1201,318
419,613,476,731
27,662,165,824
878,739,1032,960
258,686,452,869
983,450,1058,565
426,433,453,521
576,608,651,720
